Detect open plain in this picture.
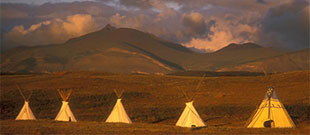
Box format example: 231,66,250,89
1,71,309,134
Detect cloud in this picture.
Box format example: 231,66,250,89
183,31,236,52
150,0,177,22
0,8,29,19
256,0,266,4
1,0,308,52
0,0,96,5
182,12,259,52
4,14,98,46
109,13,148,29
0,2,114,32
181,12,215,38
119,0,152,9
258,0,310,50
183,25,255,52
110,13,127,26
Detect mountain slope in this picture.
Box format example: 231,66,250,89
218,48,310,72
181,43,285,71
1,25,309,73
1,24,193,73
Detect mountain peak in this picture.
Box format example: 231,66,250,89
102,24,117,31
216,42,263,52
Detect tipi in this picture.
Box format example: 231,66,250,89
176,90,206,128
105,89,132,124
55,89,77,122
16,85,36,120
246,87,295,128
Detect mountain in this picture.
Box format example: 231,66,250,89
180,43,285,71
1,24,309,73
218,48,310,72
1,24,192,74
215,43,262,52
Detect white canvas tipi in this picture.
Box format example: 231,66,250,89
176,101,206,128
246,87,295,128
16,86,36,120
55,89,77,122
106,89,132,124
176,89,206,128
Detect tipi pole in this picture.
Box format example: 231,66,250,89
16,85,27,101
27,90,33,101
268,96,271,119
113,89,121,98
181,89,190,102
192,74,206,101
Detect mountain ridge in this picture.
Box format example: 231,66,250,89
1,25,309,73
215,43,263,53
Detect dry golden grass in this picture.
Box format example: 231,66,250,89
1,120,309,134
0,71,309,134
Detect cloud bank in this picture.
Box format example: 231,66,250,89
4,14,98,45
1,0,309,52
258,0,309,50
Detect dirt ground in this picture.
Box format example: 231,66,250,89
0,71,309,134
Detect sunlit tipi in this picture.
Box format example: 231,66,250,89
106,89,132,124
246,87,295,128
55,89,77,122
16,85,36,120
176,89,206,128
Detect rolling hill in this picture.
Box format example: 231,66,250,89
1,24,309,73
181,43,286,71
218,48,310,72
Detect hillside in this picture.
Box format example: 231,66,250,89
1,25,309,73
181,43,286,71
215,43,263,52
1,24,192,74
218,48,310,72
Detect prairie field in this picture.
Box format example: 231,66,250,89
0,71,309,134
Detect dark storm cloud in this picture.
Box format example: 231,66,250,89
119,0,152,9
256,0,266,4
182,12,215,38
1,2,114,31
1,1,114,50
100,0,275,13
259,0,310,50
1,0,308,52
0,0,95,5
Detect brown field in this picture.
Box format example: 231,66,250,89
0,71,309,134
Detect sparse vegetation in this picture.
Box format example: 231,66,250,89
0,71,309,134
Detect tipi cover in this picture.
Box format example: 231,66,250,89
176,101,206,128
55,89,77,122
246,88,295,128
16,101,36,120
55,101,77,122
106,98,132,123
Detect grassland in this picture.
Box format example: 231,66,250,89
0,71,309,134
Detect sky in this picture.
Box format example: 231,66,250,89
1,0,309,52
